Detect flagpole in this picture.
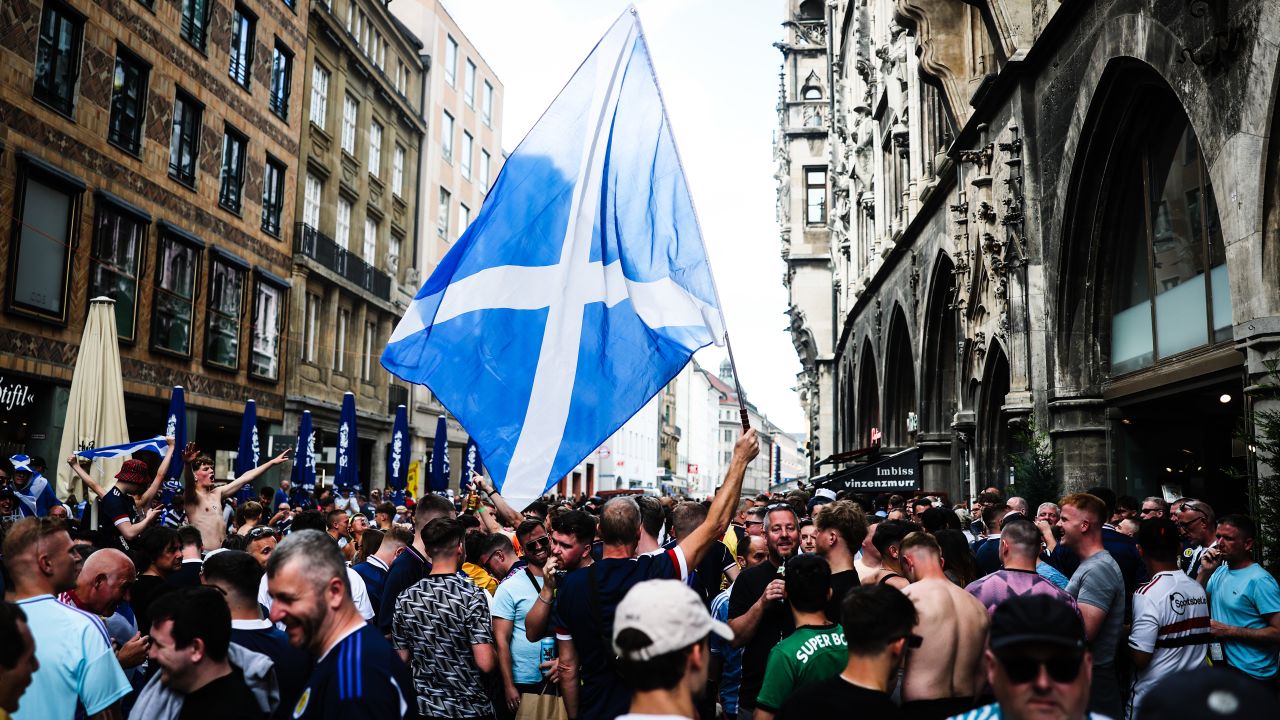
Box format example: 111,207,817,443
724,332,752,432
632,9,749,433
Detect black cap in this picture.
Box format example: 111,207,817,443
989,595,1086,651
1138,667,1279,718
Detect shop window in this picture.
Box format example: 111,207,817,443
368,120,382,178
805,167,826,224
7,162,81,323
270,41,292,120
89,199,147,341
218,126,247,213
180,0,210,51
250,277,283,381
34,0,82,116
261,156,286,236
108,47,148,155
229,5,254,89
310,63,329,130
168,90,202,187
152,229,200,356
1109,117,1233,375
206,255,245,370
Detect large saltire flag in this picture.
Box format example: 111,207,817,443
382,8,725,511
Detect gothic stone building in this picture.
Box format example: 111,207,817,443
781,0,1280,511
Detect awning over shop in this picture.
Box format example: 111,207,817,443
813,447,921,494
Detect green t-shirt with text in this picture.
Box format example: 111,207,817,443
755,623,847,711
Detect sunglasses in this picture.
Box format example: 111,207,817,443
997,653,1084,684
525,536,550,549
1176,515,1206,530
1139,508,1161,515
248,526,281,540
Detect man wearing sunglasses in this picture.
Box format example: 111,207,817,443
950,595,1098,720
493,520,555,719
1175,500,1217,579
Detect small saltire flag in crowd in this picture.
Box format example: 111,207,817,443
387,404,409,504
430,415,450,493
334,392,359,493
382,8,726,511
234,399,260,503
76,436,168,460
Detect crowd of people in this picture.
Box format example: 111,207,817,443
2,432,1280,720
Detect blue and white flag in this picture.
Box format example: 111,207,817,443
430,415,450,493
160,386,186,504
383,9,725,510
387,404,409,504
461,438,484,494
234,399,260,503
334,392,359,492
293,411,317,494
76,436,168,460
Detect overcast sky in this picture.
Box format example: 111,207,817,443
441,0,804,431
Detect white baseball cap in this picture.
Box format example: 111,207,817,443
612,579,733,661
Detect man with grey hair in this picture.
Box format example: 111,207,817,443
1176,499,1217,578
266,530,414,719
553,430,760,720
1139,496,1169,520
1006,496,1029,517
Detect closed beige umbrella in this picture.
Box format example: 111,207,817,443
56,296,131,501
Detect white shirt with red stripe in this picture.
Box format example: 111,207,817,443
1128,570,1211,717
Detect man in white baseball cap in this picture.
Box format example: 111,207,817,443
612,579,734,720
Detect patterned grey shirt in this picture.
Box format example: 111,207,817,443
392,573,495,718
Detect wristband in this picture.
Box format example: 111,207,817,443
536,593,552,605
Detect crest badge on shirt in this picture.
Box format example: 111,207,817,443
293,687,310,718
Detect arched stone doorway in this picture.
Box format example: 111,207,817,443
883,306,916,449
856,340,880,449
921,254,959,496
977,341,1011,490
1055,60,1243,508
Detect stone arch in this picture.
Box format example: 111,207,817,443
883,305,917,449
921,252,959,434
1261,50,1280,305
855,338,881,449
976,339,1012,489
1055,58,1234,391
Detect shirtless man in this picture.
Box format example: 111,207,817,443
898,531,988,720
182,444,291,548
858,519,912,591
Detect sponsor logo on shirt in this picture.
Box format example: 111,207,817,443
1169,591,1207,615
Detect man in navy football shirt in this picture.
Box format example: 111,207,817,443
267,530,415,719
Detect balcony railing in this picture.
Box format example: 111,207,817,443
295,223,392,301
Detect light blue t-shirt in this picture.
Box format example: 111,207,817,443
492,569,548,684
14,594,131,720
1207,562,1280,679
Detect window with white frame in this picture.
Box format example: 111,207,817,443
393,144,405,197
363,217,377,260
368,120,382,177
303,292,320,362
464,59,476,107
336,197,351,249
250,278,282,380
389,233,402,273
482,80,493,126
460,132,472,180
479,149,490,193
437,187,450,238
342,94,358,154
362,321,376,381
441,110,454,162
304,173,322,228
459,203,470,241
310,63,329,129
334,306,349,372
444,35,457,86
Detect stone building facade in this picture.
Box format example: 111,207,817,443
389,0,504,488
290,0,425,490
783,0,1280,510
0,0,305,485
